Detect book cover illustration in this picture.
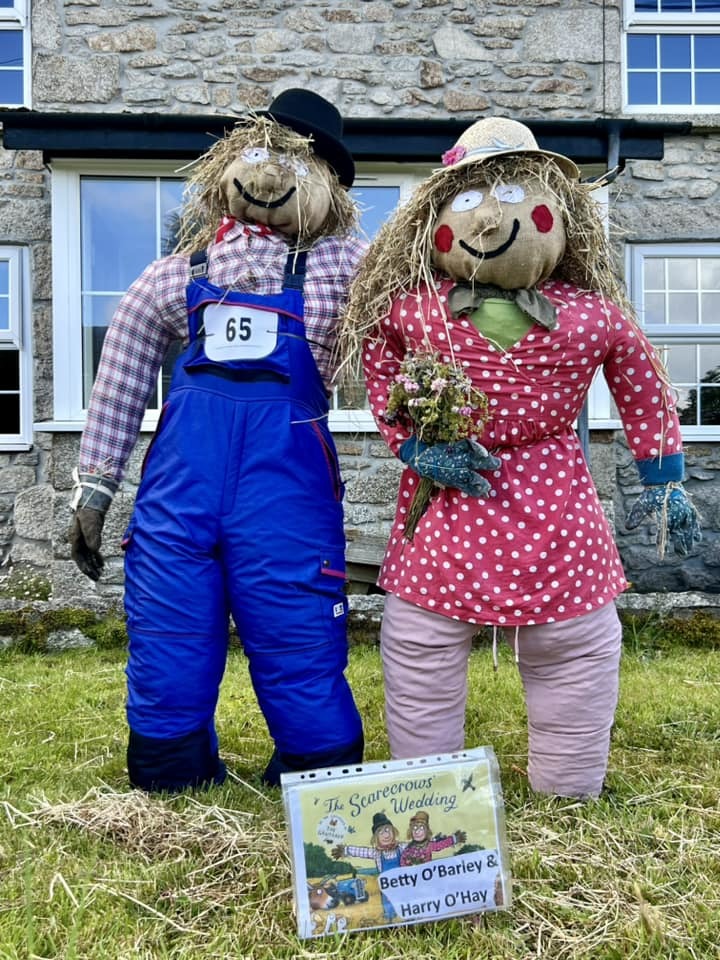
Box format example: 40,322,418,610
281,747,511,939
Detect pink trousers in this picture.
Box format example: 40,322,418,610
380,595,622,798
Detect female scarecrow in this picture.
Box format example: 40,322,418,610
70,89,365,792
340,117,699,799
400,810,466,867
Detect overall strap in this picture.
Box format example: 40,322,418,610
283,250,308,293
189,249,209,280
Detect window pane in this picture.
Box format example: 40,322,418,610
668,291,698,324
0,348,18,389
0,393,19,434
695,35,720,69
700,258,720,287
667,258,697,289
81,178,157,291
696,0,720,11
701,292,720,323
0,1,17,7
0,69,23,105
699,386,720,425
661,71,692,103
0,259,7,295
660,35,691,69
635,0,659,9
696,72,720,105
660,0,692,10
81,293,121,406
699,344,720,377
160,180,185,256
644,292,666,324
675,386,695,425
628,72,658,104
351,185,401,240
644,258,665,289
0,31,22,66
628,34,657,69
665,343,696,382
335,379,369,409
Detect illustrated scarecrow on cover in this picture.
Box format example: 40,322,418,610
340,116,700,799
69,90,365,792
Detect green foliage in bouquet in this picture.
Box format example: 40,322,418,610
383,352,491,537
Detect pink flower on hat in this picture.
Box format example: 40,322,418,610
441,144,467,167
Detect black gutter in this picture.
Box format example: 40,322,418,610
0,110,692,165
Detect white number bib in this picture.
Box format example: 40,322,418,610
203,303,279,361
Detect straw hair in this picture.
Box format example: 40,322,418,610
174,115,359,254
336,153,638,382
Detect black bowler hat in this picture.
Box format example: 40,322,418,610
259,88,355,188
372,812,394,833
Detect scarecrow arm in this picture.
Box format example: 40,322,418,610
72,258,185,579
601,299,699,557
69,470,119,581
399,437,499,497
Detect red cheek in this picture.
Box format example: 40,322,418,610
434,224,454,253
531,204,554,233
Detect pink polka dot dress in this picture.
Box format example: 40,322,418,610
362,278,682,627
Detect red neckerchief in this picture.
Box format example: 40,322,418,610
214,217,275,243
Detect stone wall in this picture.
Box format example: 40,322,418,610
0,0,718,601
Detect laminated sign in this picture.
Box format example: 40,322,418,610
281,747,511,938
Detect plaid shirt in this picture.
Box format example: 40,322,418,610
79,221,366,482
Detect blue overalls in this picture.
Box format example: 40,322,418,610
123,248,364,792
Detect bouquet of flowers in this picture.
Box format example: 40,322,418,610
383,352,491,538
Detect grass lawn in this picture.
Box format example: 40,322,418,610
1,635,718,959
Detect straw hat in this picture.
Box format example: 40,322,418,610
409,811,430,826
438,116,579,180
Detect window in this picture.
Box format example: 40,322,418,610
50,160,429,432
624,0,720,111
0,0,30,107
51,160,186,428
628,243,720,438
332,165,430,430
0,246,31,448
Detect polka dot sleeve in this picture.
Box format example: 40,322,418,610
602,300,682,463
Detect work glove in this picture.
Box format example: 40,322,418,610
626,453,700,558
626,483,701,557
399,437,500,498
69,470,119,581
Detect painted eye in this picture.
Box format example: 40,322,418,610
493,184,525,204
451,190,484,212
242,146,270,164
279,155,309,177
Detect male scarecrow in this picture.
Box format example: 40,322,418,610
70,90,365,792
341,117,699,799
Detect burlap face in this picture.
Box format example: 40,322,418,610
430,176,566,289
219,146,335,237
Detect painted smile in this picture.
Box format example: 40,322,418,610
459,218,520,260
234,178,296,209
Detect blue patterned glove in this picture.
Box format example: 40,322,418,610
626,483,701,557
399,437,500,498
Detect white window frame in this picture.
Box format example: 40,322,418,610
627,241,720,440
0,245,32,449
0,0,31,109
49,158,187,432
623,0,720,113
